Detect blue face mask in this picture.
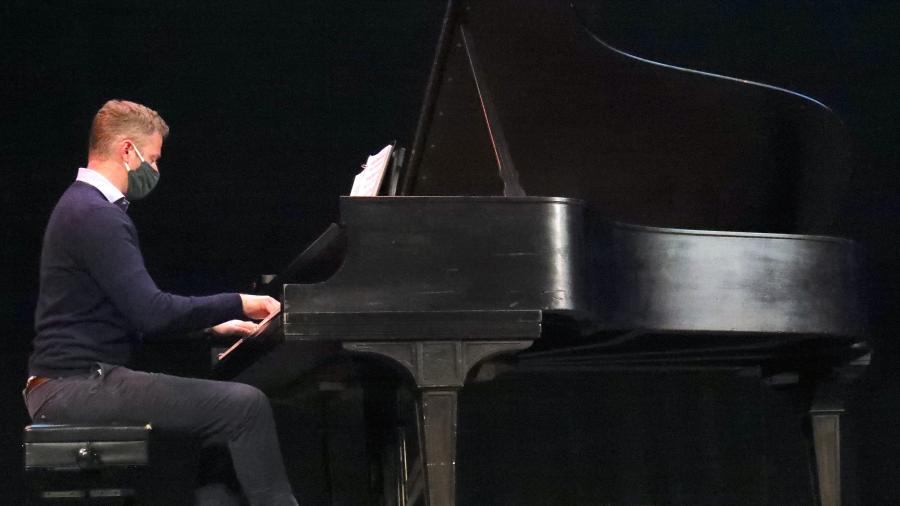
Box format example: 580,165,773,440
123,143,159,201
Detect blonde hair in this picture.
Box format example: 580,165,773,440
88,99,169,157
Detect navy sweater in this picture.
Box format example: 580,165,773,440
29,181,244,377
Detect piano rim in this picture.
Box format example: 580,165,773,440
340,195,859,245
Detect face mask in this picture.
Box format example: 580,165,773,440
123,142,159,201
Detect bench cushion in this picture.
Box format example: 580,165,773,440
24,424,151,470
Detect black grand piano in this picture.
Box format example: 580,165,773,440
216,1,869,505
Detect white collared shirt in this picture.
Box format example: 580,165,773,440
76,168,125,204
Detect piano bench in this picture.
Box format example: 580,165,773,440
23,424,151,504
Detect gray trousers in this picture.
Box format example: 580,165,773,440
24,363,298,506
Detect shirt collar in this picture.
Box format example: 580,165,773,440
76,168,125,204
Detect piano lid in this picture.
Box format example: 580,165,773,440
400,0,852,235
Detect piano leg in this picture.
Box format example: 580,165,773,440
808,360,868,506
419,389,458,506
343,340,533,506
810,407,841,506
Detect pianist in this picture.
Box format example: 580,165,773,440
24,99,299,506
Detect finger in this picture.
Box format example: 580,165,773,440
235,326,255,336
220,319,257,334
237,321,259,333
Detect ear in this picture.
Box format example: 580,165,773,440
117,138,132,159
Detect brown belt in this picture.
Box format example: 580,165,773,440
24,376,51,395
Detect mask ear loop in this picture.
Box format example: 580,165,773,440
123,141,147,171
131,143,147,163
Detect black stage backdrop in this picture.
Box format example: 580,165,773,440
1,1,898,504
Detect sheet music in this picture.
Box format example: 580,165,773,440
350,144,393,196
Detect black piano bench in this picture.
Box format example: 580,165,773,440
23,424,151,505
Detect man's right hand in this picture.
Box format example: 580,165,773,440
239,294,281,320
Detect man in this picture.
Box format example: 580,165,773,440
25,99,299,505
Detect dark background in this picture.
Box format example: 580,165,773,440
1,1,898,504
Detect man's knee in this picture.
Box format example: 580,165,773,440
222,383,271,425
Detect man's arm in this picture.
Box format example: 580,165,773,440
77,205,274,334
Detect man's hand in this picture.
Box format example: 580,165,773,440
209,319,259,337
240,294,281,320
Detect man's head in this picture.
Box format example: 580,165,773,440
86,100,168,195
